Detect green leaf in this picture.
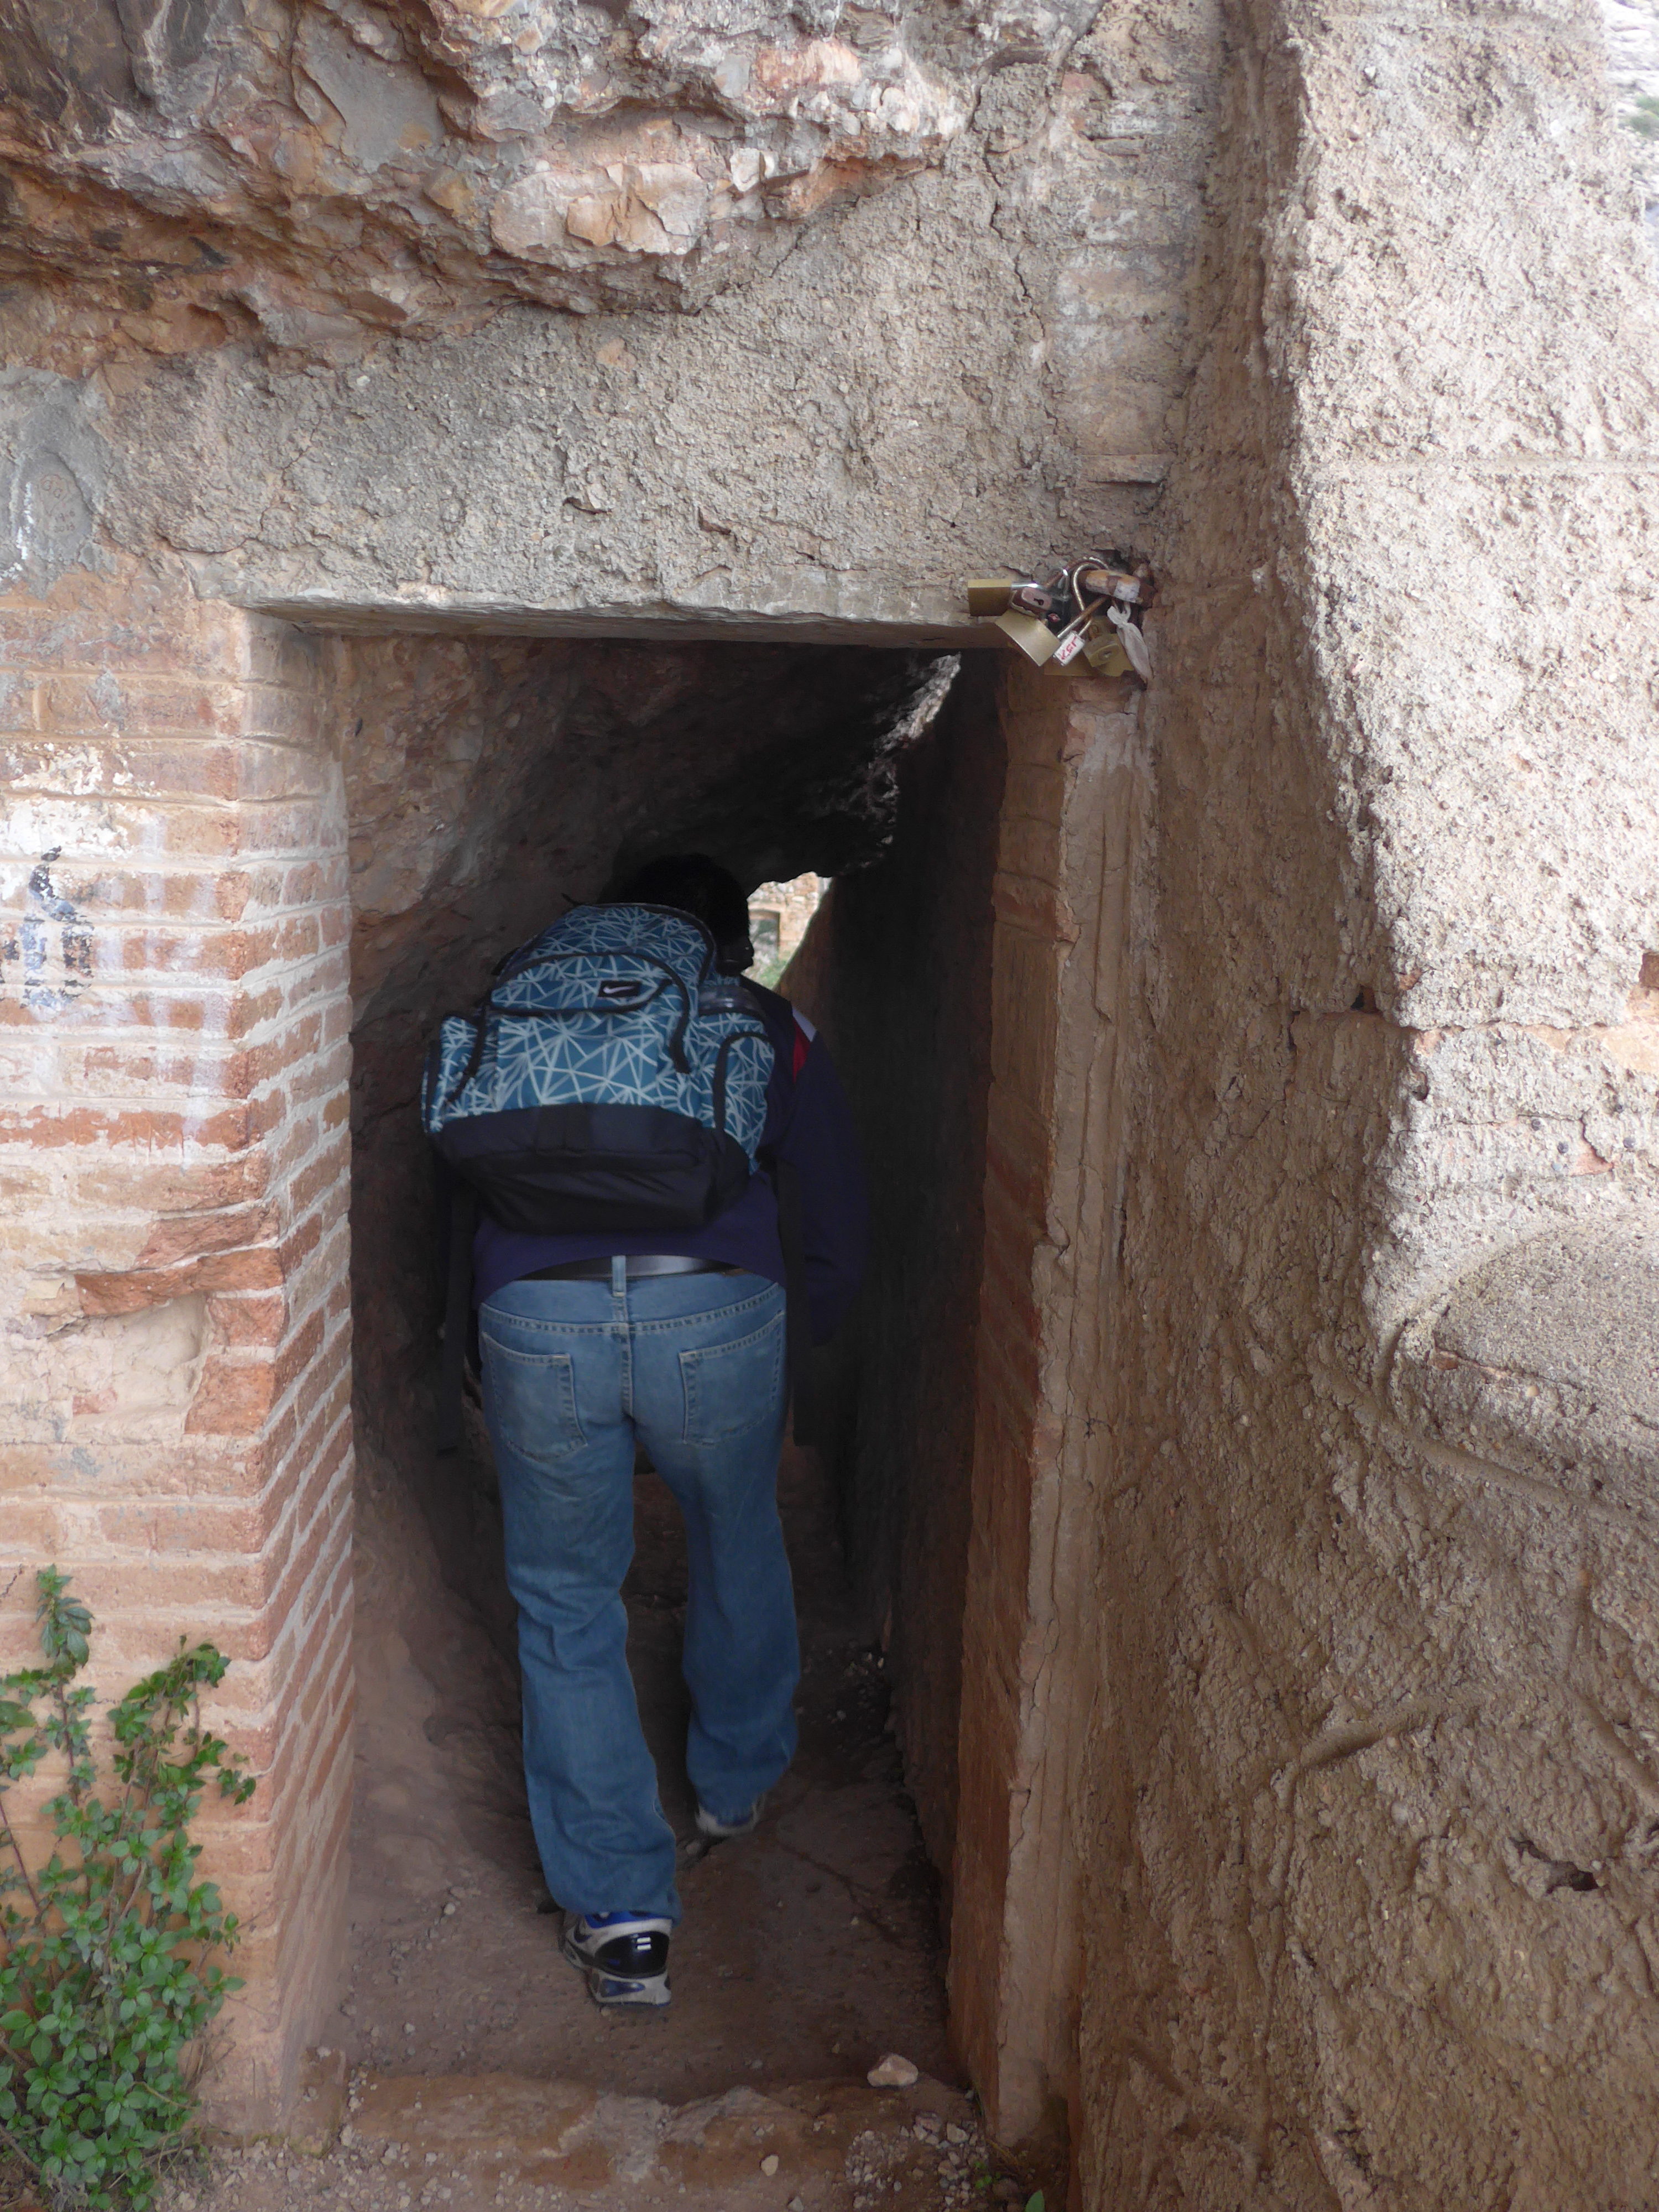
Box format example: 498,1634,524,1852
0,1571,249,2200
1026,2196,1046,2212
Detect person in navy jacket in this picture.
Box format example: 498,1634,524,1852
470,854,868,2009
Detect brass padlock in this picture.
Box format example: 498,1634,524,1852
1082,620,1131,677
966,577,1016,617
993,608,1061,665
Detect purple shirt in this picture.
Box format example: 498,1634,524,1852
471,981,868,1344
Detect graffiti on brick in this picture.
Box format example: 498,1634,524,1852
1,848,94,1014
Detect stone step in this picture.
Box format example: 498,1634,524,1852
335,2066,984,2204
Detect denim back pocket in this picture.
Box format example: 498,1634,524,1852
679,1307,786,1444
479,1333,586,1465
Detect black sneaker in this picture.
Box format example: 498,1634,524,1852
561,1911,672,2007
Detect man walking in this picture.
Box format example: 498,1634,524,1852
432,855,866,2008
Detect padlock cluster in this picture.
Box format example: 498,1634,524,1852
966,554,1155,680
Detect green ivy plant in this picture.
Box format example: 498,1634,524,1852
0,1569,254,2209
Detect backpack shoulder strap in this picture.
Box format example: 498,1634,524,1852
436,1182,477,1455
773,1151,813,1448
747,984,816,1443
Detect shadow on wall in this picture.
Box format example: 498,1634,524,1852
784,655,1008,1893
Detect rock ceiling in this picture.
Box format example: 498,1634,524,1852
1,0,1089,353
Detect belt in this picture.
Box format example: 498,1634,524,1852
524,1255,739,1282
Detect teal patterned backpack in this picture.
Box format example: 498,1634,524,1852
422,904,776,1233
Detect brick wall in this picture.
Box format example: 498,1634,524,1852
0,562,352,2128
789,656,1146,2160
949,659,1146,2156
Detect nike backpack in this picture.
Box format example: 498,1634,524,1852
421,902,777,1233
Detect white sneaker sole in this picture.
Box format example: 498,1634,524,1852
693,1792,766,1840
584,1966,671,2007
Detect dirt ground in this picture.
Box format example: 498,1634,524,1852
335,1434,959,2098
1,1443,1050,2211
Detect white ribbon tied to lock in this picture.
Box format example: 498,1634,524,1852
1106,601,1154,681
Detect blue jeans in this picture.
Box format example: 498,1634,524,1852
478,1264,797,1923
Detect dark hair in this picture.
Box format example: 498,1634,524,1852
608,853,753,972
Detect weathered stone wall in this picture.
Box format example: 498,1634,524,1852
1,0,1222,639
1072,0,1659,2203
747,872,823,975
1,0,1086,353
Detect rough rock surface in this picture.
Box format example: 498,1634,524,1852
1,0,1220,634
332,630,953,1036
0,0,1100,359
1071,0,1659,2203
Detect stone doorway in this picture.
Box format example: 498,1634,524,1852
302,617,1093,2206
333,624,991,2131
